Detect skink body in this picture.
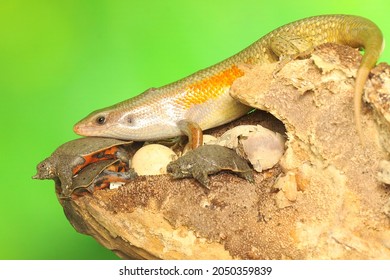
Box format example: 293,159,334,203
74,15,384,145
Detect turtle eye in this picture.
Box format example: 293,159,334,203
96,116,106,125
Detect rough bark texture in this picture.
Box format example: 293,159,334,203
59,44,390,259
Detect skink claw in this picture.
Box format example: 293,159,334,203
177,119,204,150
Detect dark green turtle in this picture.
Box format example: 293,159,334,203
33,137,131,195
166,144,254,188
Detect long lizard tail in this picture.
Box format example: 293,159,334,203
347,16,384,140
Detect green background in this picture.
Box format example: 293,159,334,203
1,0,389,259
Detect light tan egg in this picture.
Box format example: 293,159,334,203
132,144,177,175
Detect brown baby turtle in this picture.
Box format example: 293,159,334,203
61,159,137,199
166,144,254,188
33,137,131,195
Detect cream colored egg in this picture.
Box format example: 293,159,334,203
131,144,177,175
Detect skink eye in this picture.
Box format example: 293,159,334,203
96,116,106,125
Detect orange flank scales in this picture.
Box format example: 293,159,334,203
176,65,245,109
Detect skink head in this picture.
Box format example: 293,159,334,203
73,107,119,137
73,89,182,141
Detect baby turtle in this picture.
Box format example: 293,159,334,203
166,144,254,188
61,159,137,199
33,137,131,195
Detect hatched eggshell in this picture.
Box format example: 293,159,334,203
273,171,298,208
214,125,286,172
241,127,286,172
378,160,390,185
213,125,256,148
132,144,177,175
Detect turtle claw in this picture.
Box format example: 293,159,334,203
192,170,210,188
239,171,255,184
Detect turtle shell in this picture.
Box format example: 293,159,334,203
33,137,132,193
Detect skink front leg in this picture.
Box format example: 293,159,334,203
177,120,204,150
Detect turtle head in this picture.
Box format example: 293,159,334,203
166,159,193,179
32,158,56,180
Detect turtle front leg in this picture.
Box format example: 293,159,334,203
237,170,255,184
192,168,210,188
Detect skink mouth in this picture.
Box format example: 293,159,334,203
73,122,98,136
73,121,117,137
73,122,84,135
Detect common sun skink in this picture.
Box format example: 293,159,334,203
73,15,384,147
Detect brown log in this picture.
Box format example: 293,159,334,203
59,43,390,259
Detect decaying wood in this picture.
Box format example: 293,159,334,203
58,44,390,259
